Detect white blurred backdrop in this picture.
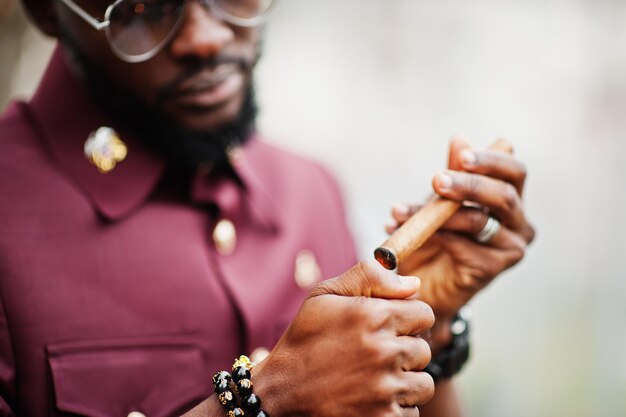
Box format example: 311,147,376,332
2,0,626,416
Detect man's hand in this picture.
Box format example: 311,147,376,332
386,136,535,320
251,260,435,417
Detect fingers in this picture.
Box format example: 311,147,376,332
397,371,435,407
399,406,420,417
397,336,431,371
443,136,533,239
439,208,532,248
447,135,472,171
388,204,529,267
385,203,421,234
341,296,433,337
439,207,490,236
389,202,534,247
385,300,435,336
309,259,421,300
457,148,527,195
386,136,531,240
438,231,527,282
432,170,526,231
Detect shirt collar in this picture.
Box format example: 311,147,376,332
27,46,165,220
26,45,280,231
190,140,282,233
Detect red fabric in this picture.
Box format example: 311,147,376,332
0,46,357,416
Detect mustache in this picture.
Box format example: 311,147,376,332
156,52,257,100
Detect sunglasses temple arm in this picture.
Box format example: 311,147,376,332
59,0,111,31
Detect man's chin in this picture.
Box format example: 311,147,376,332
162,92,246,134
62,35,258,170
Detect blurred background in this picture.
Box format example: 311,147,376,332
2,0,625,416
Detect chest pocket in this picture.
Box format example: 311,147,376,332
47,336,209,417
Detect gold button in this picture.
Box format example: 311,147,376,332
127,412,146,417
213,219,237,256
294,250,321,289
84,126,127,173
250,347,271,364
227,146,244,166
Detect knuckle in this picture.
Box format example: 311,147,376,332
396,344,411,368
526,222,537,244
359,258,382,276
402,337,431,370
415,301,435,329
376,374,401,402
517,160,528,182
466,174,481,197
416,372,435,404
508,239,527,266
364,298,396,327
362,334,399,369
495,137,514,153
384,343,404,367
353,298,378,324
415,338,432,369
360,259,391,293
500,183,520,212
515,238,528,258
360,333,384,364
353,259,373,283
454,271,486,289
307,280,332,298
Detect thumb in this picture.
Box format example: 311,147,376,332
309,259,421,299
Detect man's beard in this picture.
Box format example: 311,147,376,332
61,35,259,173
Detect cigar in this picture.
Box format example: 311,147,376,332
374,139,513,270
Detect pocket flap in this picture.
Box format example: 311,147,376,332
48,336,209,417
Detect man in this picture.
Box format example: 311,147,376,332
0,0,535,416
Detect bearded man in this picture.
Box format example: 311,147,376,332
0,1,535,416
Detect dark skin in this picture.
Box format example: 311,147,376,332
52,0,259,131
387,137,535,321
253,261,436,417
22,1,534,416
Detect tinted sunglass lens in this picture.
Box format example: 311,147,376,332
107,0,185,59
213,0,274,20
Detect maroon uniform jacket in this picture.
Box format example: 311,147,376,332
0,48,357,417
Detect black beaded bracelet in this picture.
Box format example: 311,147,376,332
232,356,270,417
212,356,270,417
213,370,245,417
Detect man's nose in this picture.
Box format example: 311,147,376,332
169,1,234,58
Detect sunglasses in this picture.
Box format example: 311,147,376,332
59,0,276,63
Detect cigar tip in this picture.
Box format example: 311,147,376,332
374,247,397,270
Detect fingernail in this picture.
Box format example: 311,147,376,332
436,172,454,192
384,222,396,234
393,202,410,216
461,150,477,167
